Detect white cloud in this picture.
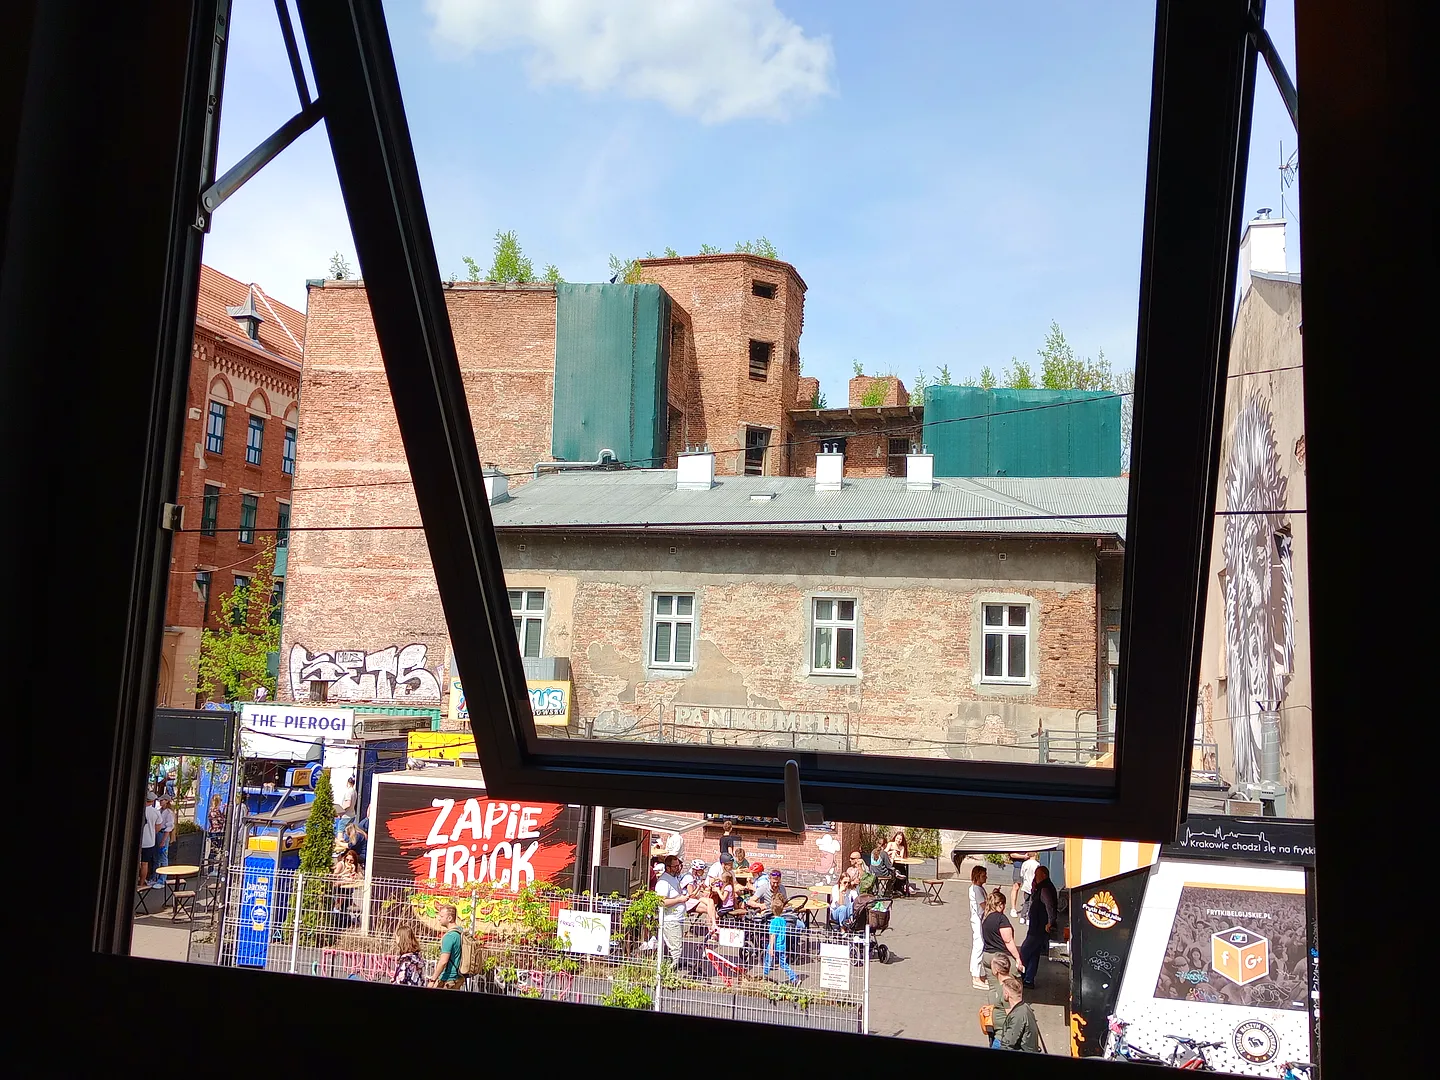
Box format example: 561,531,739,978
424,0,835,123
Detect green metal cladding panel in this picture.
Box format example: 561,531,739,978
923,386,1121,477
552,283,671,467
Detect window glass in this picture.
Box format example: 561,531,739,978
205,401,225,454
246,415,264,466
282,425,296,474
200,484,219,537
238,494,257,544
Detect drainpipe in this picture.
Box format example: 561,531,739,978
533,449,618,479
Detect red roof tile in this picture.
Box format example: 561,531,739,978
197,265,304,365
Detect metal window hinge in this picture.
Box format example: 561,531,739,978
777,759,824,835
161,503,185,532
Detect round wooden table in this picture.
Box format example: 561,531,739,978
155,864,200,921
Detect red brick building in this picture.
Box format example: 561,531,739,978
157,266,303,706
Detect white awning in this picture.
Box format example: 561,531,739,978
608,809,708,834
949,831,1062,853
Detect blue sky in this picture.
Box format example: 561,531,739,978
206,0,1299,402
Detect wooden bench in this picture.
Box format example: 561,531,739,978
921,879,945,905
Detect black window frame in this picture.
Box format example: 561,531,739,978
245,413,264,465
195,570,211,618
237,492,257,544
285,0,1262,841
270,578,284,625
204,399,225,453
282,424,296,474
275,501,290,547
743,426,770,475
231,573,249,625
199,483,219,536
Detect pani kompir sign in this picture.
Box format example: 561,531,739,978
372,780,578,891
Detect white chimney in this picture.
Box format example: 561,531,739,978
1238,209,1287,299
676,451,715,490
815,452,844,492
905,453,935,491
483,470,508,504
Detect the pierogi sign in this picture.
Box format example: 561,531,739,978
240,703,354,739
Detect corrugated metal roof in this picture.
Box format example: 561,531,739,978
490,471,1128,539
1250,270,1302,285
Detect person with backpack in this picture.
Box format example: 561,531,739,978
391,925,425,987
428,904,465,989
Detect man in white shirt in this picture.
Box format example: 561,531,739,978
663,830,685,861
139,795,162,887
1018,853,1040,922
653,854,688,963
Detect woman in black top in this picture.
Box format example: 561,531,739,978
979,888,1025,978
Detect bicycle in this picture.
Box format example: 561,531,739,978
1104,1016,1167,1064
1163,1033,1224,1071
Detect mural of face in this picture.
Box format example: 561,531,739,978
1222,394,1294,786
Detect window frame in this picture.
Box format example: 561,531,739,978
195,570,210,617
237,492,257,544
809,594,859,676
231,573,249,625
282,424,296,474
199,483,219,536
649,591,697,671
204,399,226,454
281,0,1264,840
747,339,772,381
508,587,546,659
245,413,264,465
275,501,290,548
980,602,1031,684
743,426,770,475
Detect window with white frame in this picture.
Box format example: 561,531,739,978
651,593,695,668
811,597,857,673
508,588,545,658
982,603,1030,682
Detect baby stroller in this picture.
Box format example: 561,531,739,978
843,893,891,965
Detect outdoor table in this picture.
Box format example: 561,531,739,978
155,864,200,921
892,856,925,896
334,879,363,927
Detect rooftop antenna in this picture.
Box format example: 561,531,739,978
1279,138,1299,223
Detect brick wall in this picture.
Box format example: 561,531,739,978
795,376,820,409
663,817,865,881
639,254,807,477
848,374,908,407
790,417,922,478
504,534,1102,755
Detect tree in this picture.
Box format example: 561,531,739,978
1003,357,1036,388
910,370,928,405
859,383,887,407
607,254,642,284
297,768,337,945
542,264,564,284
1116,368,1135,471
190,542,281,705
461,255,483,282
697,243,722,255
328,252,353,280
812,387,828,409
852,359,864,377
936,364,953,386
1037,320,1115,391
488,230,534,283
733,237,780,259
663,247,679,258
978,365,997,390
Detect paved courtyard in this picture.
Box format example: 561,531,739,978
864,859,1070,1052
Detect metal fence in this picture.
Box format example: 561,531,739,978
213,869,868,1033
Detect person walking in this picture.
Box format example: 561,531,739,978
997,976,1041,1052
1019,864,1058,989
764,896,799,984
391,925,425,987
1007,852,1027,917
1018,852,1040,922
427,904,465,989
968,864,990,989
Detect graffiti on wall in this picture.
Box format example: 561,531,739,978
288,642,442,702
1222,394,1295,786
